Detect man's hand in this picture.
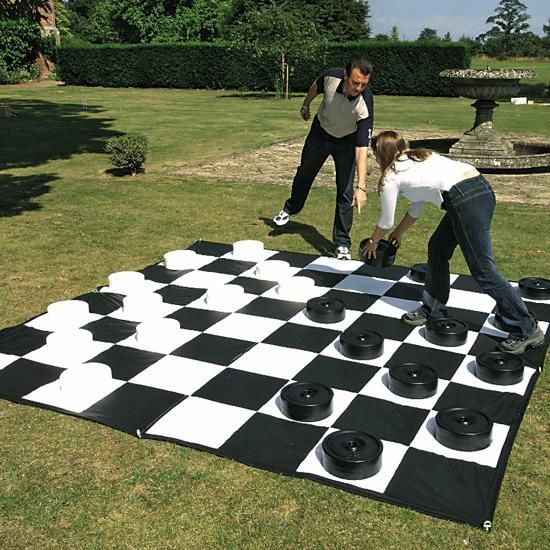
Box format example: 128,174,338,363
300,105,310,121
351,187,367,213
388,231,402,248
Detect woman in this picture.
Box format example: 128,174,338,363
362,130,543,355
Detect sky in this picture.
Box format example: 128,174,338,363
368,0,549,40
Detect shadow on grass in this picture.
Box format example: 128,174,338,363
217,92,302,100
0,173,59,217
0,99,123,170
260,217,334,256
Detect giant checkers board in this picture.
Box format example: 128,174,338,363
0,240,548,529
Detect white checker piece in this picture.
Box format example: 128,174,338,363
229,343,317,380
404,325,478,355
321,336,402,368
23,376,125,414
359,368,450,410
25,311,103,332
117,328,201,355
447,288,496,313
288,307,363,331
205,313,285,342
334,274,397,296
258,384,357,427
410,410,510,468
0,352,19,371
451,356,538,395
297,428,409,494
146,396,255,449
366,296,422,318
238,264,302,280
129,355,225,396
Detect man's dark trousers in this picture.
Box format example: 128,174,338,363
283,116,356,248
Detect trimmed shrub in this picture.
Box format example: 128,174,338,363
105,133,149,175
57,41,470,96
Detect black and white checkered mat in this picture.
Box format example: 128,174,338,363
1,240,548,529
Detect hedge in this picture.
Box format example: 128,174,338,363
57,41,470,96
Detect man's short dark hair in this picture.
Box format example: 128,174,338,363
346,59,372,76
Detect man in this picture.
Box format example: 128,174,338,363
273,59,374,260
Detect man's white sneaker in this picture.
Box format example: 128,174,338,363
336,245,351,260
273,210,290,226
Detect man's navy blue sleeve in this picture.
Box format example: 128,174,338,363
356,88,374,147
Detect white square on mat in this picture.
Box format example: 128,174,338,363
0,352,19,371
230,343,317,379
24,340,112,369
304,257,363,274
258,384,357,427
409,410,509,468
118,328,201,355
447,288,496,313
24,377,125,414
204,313,285,342
297,428,409,494
366,296,422,318
129,355,224,396
321,336,402,368
334,275,397,296
146,396,255,449
404,326,478,356
171,270,235,289
288,308,363,332
359,368,450,410
450,356,537,396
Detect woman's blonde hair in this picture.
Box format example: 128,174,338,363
371,131,432,192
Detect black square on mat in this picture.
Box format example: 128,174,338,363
434,381,525,426
264,323,340,353
155,285,205,306
467,332,503,357
268,250,319,268
294,355,379,393
219,413,327,473
384,282,424,302
229,276,277,296
81,383,186,435
348,313,415,342
385,448,495,528
172,334,255,366
193,368,286,410
333,394,429,445
167,307,229,331
451,274,482,293
75,291,124,315
320,289,378,312
199,258,255,276
82,317,138,344
237,297,304,320
140,264,190,284
295,269,348,288
88,345,165,381
188,240,232,257
353,263,410,281
525,300,550,323
384,343,464,380
445,307,490,332
0,359,63,401
0,325,49,355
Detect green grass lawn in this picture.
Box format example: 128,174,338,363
0,82,548,549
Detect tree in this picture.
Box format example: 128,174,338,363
478,0,531,56
230,2,318,99
442,31,452,42
390,25,399,41
0,0,52,23
374,33,389,41
417,27,439,41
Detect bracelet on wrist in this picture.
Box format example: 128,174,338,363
366,238,378,245
355,186,366,192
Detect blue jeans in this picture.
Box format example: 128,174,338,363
283,116,356,247
423,174,536,338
